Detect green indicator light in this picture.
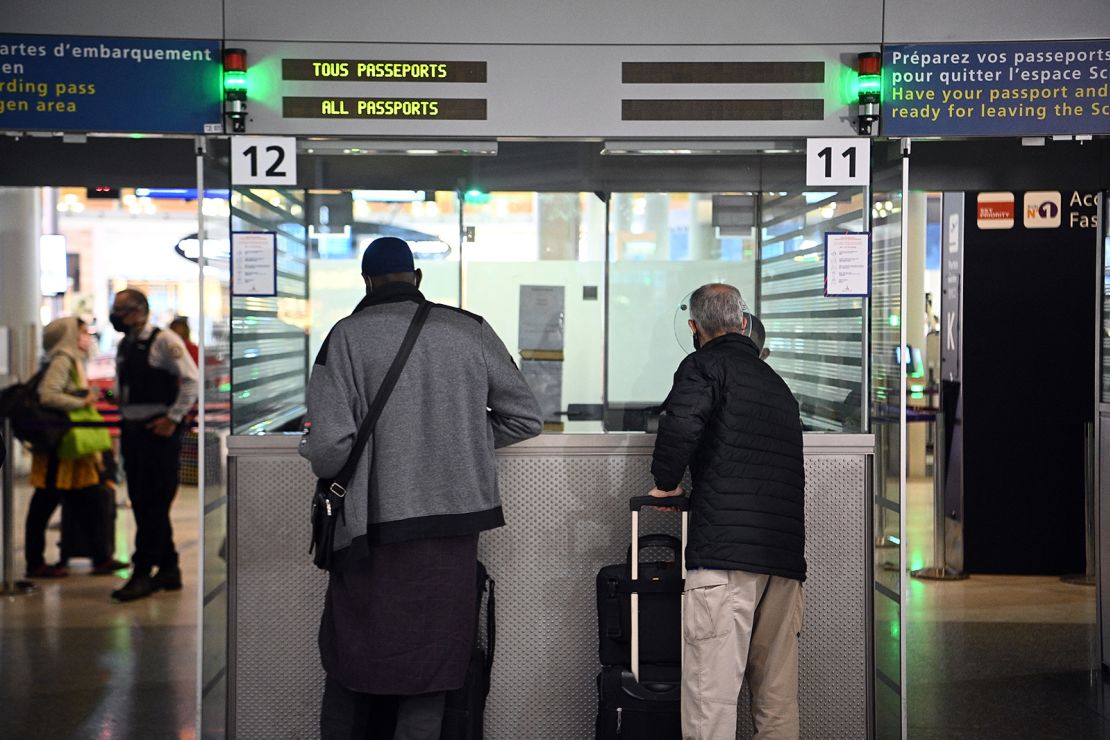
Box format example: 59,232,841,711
464,189,491,204
888,314,900,328
910,384,924,393
224,72,248,93
858,74,881,97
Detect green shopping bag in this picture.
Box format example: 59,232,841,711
57,405,112,460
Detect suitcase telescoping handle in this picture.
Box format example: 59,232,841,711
629,495,690,512
630,495,688,682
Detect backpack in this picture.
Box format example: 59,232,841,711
0,367,69,453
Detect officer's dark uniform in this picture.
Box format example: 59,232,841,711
118,328,187,577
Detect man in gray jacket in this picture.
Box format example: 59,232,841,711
300,237,542,739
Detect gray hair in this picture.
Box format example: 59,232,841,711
689,283,747,337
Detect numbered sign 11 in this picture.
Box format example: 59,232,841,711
231,136,297,186
806,138,870,187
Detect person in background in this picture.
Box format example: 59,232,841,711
24,317,124,577
745,313,771,361
108,289,199,602
650,284,806,740
300,237,542,739
169,317,200,366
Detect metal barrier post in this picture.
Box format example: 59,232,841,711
1,416,34,595
912,412,966,581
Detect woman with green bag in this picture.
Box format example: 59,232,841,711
24,317,124,577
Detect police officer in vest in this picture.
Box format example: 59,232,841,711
109,288,199,602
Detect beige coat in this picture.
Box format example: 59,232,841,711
31,317,102,490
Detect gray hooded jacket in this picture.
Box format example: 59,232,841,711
299,283,542,566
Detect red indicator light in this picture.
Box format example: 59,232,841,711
858,52,881,76
223,48,247,72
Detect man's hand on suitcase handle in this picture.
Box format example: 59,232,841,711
645,486,685,513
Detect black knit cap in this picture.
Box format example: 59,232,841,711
361,237,415,277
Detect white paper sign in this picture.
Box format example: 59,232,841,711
231,136,297,185
824,232,871,297
806,138,870,186
232,232,278,297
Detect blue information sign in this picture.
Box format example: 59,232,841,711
883,40,1110,136
0,35,222,134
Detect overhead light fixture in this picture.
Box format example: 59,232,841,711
298,139,498,156
351,190,428,202
600,140,804,155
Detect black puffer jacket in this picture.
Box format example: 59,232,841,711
652,333,806,580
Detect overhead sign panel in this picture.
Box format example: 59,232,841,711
0,34,221,134
883,40,1110,136
231,40,864,137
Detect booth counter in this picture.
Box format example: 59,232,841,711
225,432,874,739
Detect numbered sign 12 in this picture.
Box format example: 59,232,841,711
806,138,870,187
231,136,297,186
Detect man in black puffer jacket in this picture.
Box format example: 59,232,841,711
649,283,805,740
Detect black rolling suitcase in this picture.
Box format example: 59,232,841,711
596,496,689,740
440,561,495,740
59,484,116,564
597,532,683,668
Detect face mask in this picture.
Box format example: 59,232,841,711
692,330,702,351
109,313,128,333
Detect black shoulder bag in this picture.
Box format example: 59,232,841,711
310,301,432,571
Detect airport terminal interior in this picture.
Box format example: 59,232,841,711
2,3,1110,738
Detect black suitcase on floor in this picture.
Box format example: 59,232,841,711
595,496,688,740
440,561,495,740
59,485,116,563
597,533,683,667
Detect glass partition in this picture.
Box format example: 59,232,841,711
463,192,606,432
200,143,232,740
760,190,866,432
307,190,461,368
870,183,904,740
607,192,758,431
606,190,867,433
229,181,881,438
229,188,309,434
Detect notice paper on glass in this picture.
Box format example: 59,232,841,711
231,231,278,297
824,232,871,297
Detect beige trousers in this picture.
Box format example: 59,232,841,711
681,568,803,740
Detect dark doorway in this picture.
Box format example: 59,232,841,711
962,190,1099,574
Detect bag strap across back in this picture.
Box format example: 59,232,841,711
329,300,431,496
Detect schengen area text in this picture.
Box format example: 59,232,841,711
883,42,1110,135
0,36,216,120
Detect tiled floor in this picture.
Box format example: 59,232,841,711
2,467,1108,738
0,473,199,739
904,476,1109,739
